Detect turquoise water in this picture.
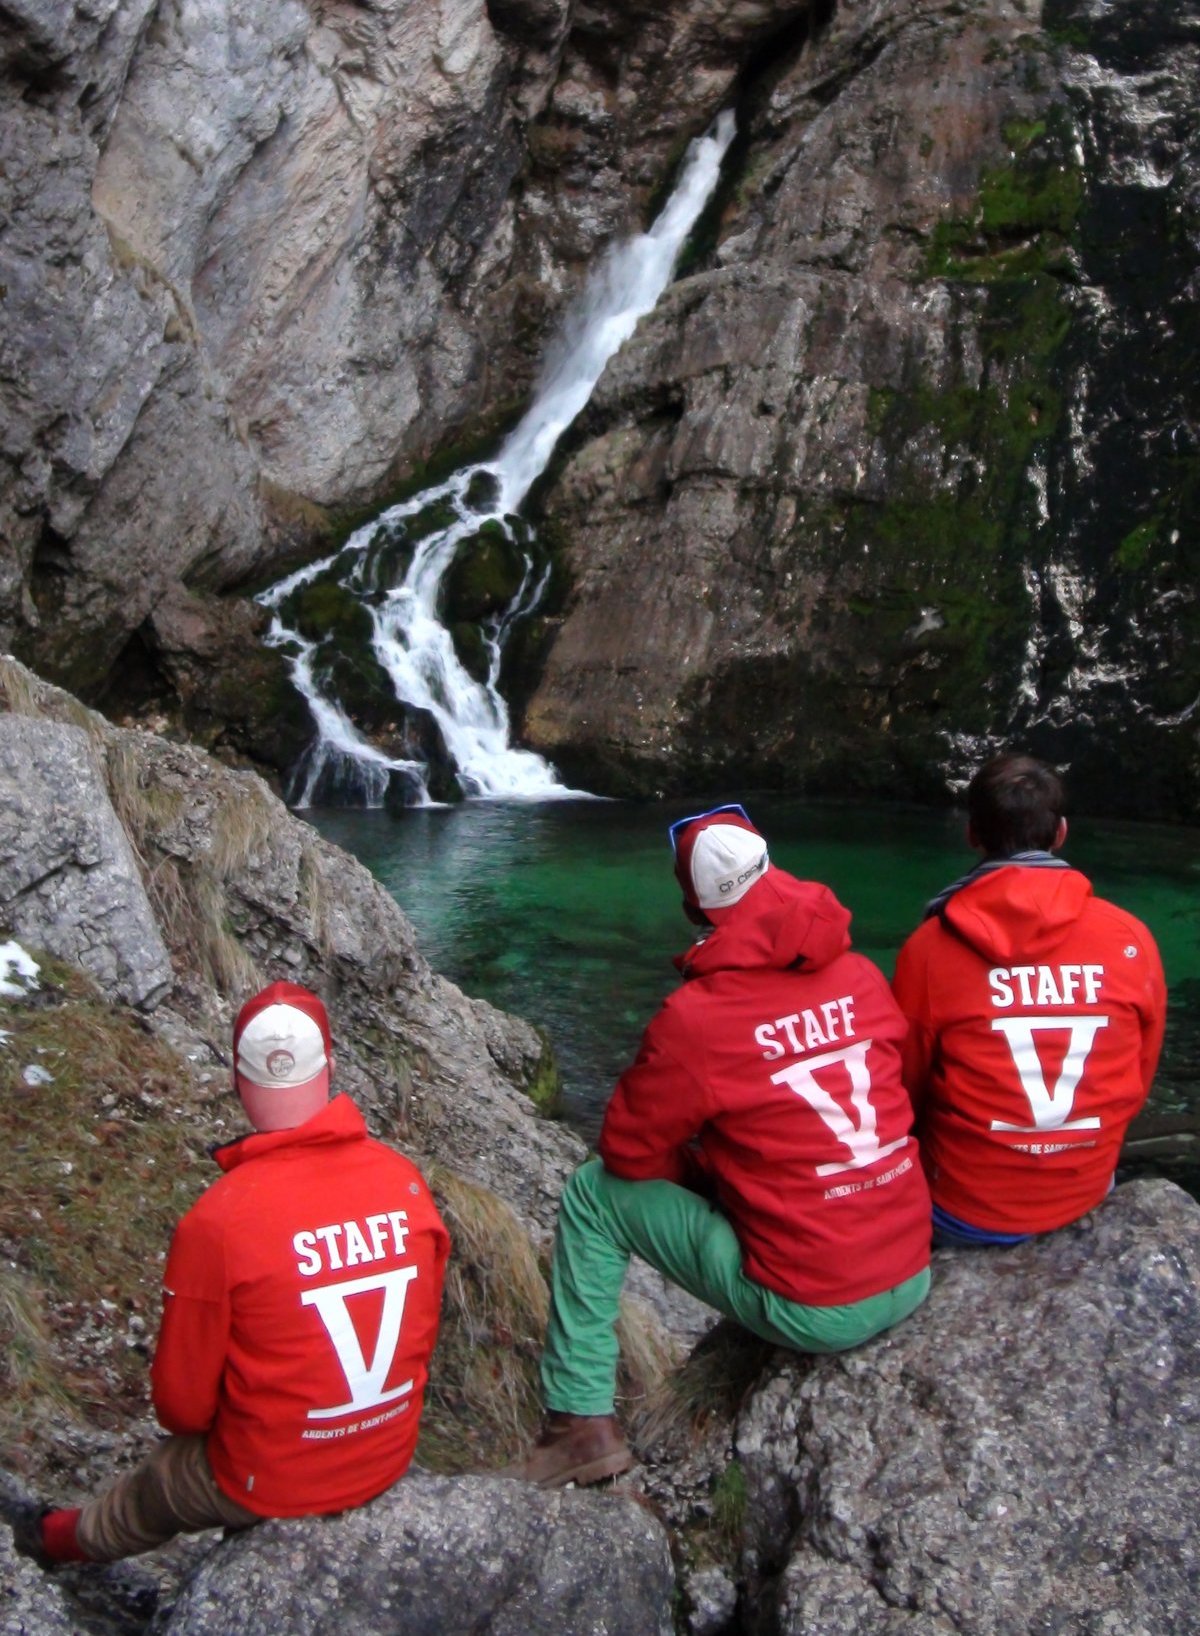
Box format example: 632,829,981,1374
308,797,1200,1140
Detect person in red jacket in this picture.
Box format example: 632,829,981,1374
505,805,932,1488
13,981,449,1566
892,753,1166,1246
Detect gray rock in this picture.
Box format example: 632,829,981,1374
0,0,548,689
523,0,1200,819
684,1562,739,1634
0,656,584,1235
0,1530,76,1636
735,1179,1200,1635
0,713,172,1009
155,1475,675,1636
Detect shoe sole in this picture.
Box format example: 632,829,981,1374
541,1448,636,1488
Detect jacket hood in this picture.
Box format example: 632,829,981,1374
679,867,852,978
940,864,1093,963
214,1093,365,1172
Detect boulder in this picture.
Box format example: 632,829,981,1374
734,1179,1200,1634
0,713,172,1009
0,1531,76,1636
154,1475,675,1636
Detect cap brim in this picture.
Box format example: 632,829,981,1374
235,1066,329,1097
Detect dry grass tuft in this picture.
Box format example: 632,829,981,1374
103,737,185,863
0,657,99,735
632,1319,780,1450
103,739,275,998
416,1162,676,1472
0,1266,77,1457
615,1296,677,1423
0,956,210,1436
207,777,276,879
417,1163,549,1472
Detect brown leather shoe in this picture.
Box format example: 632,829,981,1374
498,1412,635,1487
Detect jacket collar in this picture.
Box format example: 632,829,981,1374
213,1093,366,1173
677,867,852,979
922,850,1071,921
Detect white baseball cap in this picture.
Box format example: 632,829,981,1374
672,807,770,911
232,982,332,1132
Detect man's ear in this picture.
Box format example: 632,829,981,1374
1053,817,1068,851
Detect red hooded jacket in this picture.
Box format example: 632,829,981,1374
892,864,1166,1233
598,868,931,1305
150,1096,449,1517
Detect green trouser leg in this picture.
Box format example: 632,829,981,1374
541,1159,931,1417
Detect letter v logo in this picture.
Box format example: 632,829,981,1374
301,1266,419,1420
989,1016,1108,1133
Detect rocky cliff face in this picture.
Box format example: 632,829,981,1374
1,0,1196,813
0,0,803,758
0,657,582,1225
521,0,1200,817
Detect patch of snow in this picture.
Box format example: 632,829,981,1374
0,940,39,999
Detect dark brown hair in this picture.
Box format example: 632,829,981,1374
967,753,1065,856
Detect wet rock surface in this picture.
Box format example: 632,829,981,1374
2,0,1196,813
523,0,1200,817
0,0,799,740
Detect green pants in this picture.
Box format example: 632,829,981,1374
542,1160,931,1416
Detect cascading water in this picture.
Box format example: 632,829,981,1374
260,109,736,808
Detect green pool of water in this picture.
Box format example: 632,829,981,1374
308,796,1200,1141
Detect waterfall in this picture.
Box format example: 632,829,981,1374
260,109,736,808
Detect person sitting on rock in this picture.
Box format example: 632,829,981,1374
891,752,1166,1247
504,805,933,1487
10,980,449,1566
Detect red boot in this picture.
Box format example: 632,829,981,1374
9,1505,87,1568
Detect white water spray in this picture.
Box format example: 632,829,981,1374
261,109,736,808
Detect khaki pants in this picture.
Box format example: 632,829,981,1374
77,1435,260,1563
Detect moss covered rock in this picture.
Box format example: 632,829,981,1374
280,578,375,648
438,523,530,625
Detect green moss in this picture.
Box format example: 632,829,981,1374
439,525,530,625
407,498,459,546
1116,519,1159,572
710,1459,748,1545
359,521,416,593
522,1030,563,1117
925,105,1083,283
448,622,491,686
1043,17,1091,49
279,578,374,647
866,386,897,435
776,244,1077,755
313,647,396,722
979,154,1082,239
1002,117,1048,153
